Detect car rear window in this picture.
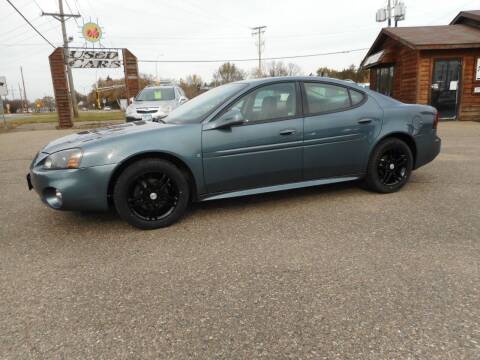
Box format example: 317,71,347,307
349,89,365,106
304,83,351,114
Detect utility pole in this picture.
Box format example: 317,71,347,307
251,26,266,74
20,66,27,111
42,1,80,118
18,83,24,112
387,0,392,27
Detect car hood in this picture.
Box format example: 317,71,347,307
41,121,174,154
131,100,176,109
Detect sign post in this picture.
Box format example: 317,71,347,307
0,76,8,128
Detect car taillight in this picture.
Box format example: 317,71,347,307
433,112,439,129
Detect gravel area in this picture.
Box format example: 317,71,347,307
0,122,479,359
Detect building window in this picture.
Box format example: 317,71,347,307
375,66,394,96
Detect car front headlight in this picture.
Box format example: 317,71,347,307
158,105,172,114
43,148,83,170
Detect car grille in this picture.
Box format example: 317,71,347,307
136,109,157,114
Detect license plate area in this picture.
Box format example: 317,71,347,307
142,114,153,121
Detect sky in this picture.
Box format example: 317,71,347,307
1,0,479,101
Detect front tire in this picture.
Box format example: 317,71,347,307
113,159,190,229
364,138,413,193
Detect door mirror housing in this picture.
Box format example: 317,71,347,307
209,108,245,130
179,96,188,104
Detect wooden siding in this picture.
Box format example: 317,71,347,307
369,39,418,104
396,45,418,103
418,49,480,121
369,39,480,121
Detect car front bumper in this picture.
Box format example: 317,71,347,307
28,164,116,211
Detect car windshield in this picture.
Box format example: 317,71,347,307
136,88,175,101
164,83,247,124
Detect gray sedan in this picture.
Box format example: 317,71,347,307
27,77,441,229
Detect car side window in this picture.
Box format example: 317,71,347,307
304,83,351,114
225,82,297,123
349,89,364,106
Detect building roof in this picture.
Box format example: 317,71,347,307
382,24,480,50
361,10,480,68
450,10,480,25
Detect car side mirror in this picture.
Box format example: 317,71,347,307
179,96,188,104
210,108,245,130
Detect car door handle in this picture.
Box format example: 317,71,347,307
358,119,372,124
279,129,296,136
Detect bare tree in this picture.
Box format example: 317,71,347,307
265,61,289,77
250,66,265,79
263,61,302,77
212,62,246,85
287,63,302,76
179,74,203,98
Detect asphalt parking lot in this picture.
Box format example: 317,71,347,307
1,122,479,359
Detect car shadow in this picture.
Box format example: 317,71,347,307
62,180,364,229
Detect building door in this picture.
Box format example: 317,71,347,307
431,59,461,119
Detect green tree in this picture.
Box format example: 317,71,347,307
316,64,369,83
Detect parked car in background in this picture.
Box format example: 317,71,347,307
103,106,112,111
27,77,441,229
125,83,188,122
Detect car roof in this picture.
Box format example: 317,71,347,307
236,76,366,90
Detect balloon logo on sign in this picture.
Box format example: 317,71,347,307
82,22,102,43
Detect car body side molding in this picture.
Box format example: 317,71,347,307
200,176,360,201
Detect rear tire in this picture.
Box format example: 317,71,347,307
364,138,413,193
113,159,189,229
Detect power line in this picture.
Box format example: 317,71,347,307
65,0,80,25
0,19,57,43
4,0,55,48
3,0,33,18
137,47,369,64
31,0,43,12
0,15,42,38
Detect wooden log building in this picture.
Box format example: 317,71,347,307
361,10,480,121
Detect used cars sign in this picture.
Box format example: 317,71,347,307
68,50,121,68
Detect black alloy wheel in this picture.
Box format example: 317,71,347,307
364,138,413,193
114,159,190,229
376,148,409,186
127,172,179,221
